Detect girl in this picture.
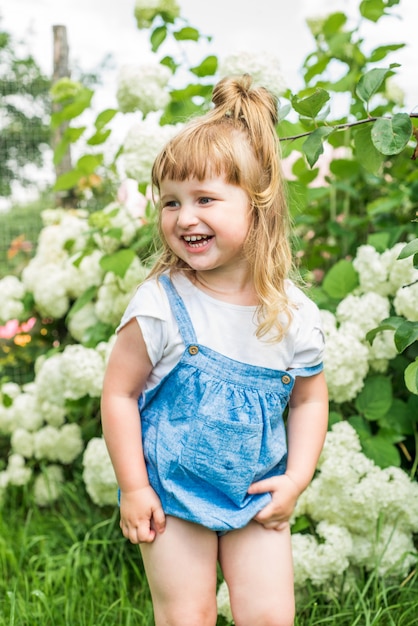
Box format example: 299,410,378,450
101,74,328,626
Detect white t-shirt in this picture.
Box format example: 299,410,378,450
118,273,325,392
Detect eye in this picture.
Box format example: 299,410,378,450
199,196,213,205
162,199,179,209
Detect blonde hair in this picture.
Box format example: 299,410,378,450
149,74,295,341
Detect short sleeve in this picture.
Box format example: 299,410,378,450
116,279,169,367
288,285,325,370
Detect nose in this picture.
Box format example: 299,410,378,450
176,203,199,229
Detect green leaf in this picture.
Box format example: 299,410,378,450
76,154,104,175
99,249,136,278
397,238,418,260
190,55,217,77
51,87,93,128
173,27,199,42
360,434,401,468
302,126,334,168
322,259,359,299
160,55,178,73
394,320,418,352
291,88,330,118
94,108,117,129
53,169,84,191
360,0,386,22
369,43,405,63
356,67,391,103
66,286,97,321
353,125,383,174
371,113,413,155
366,316,404,345
87,129,112,146
355,375,393,421
150,25,167,52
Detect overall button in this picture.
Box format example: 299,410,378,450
188,345,199,355
281,374,291,384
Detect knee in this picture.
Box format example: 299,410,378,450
233,606,295,626
155,602,217,626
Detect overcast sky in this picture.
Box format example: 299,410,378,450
1,0,417,111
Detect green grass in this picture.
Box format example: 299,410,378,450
1,482,417,626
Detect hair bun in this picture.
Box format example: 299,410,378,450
211,74,278,126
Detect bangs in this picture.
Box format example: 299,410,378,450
152,121,257,189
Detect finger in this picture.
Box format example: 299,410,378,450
152,506,166,534
248,477,275,494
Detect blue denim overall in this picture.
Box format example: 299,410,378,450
138,274,323,532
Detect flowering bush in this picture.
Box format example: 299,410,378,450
134,0,180,29
116,63,171,115
216,421,418,621
1,1,417,611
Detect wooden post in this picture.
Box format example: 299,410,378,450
52,25,73,207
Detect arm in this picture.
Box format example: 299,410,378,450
248,371,328,530
101,318,166,543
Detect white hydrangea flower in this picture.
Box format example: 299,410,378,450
56,423,84,464
82,438,118,506
353,245,392,296
351,526,417,578
65,250,105,299
216,581,233,624
6,454,32,486
0,276,26,323
123,120,181,184
134,0,180,29
60,344,105,400
38,401,67,428
319,309,337,336
218,51,287,98
23,263,70,318
393,282,418,322
7,391,44,433
95,336,117,365
35,353,66,413
92,203,140,254
0,404,14,435
385,242,418,293
336,292,390,337
1,382,21,401
34,465,64,507
367,330,397,372
68,303,100,343
11,428,34,458
95,274,135,327
293,422,418,581
41,207,89,227
34,426,61,461
323,327,369,403
116,256,149,294
292,522,353,588
116,64,171,115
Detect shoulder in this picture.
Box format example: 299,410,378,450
286,281,322,323
117,275,171,332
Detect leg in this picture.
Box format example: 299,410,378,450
218,520,295,626
140,515,219,626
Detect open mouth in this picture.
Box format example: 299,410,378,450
183,235,213,248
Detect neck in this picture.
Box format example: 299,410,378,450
192,271,258,305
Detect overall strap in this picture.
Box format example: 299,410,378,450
159,274,198,345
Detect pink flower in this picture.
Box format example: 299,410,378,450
0,317,36,339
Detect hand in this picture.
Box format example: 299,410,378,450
248,473,300,531
119,485,166,544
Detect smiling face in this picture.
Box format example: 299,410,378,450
160,175,252,278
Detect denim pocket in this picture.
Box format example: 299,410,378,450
180,417,262,506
